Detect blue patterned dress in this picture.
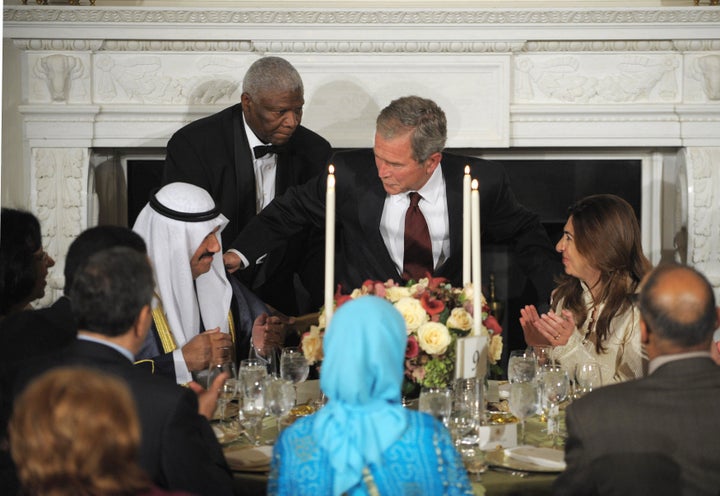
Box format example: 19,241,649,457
268,409,474,496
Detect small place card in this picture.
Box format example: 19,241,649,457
479,422,517,450
455,335,488,380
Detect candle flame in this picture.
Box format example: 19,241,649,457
464,165,470,175
471,179,479,190
328,164,335,175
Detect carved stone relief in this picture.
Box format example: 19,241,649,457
31,147,88,304
31,53,88,103
94,54,246,104
677,147,720,296
690,54,720,100
514,54,679,103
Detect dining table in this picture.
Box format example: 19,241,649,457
221,380,565,496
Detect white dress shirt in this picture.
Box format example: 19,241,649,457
243,116,277,213
379,165,450,276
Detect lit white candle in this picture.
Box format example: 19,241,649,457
471,179,484,335
463,165,471,286
324,165,336,325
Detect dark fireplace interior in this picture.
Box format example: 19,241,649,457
119,154,642,374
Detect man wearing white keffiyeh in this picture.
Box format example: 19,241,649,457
133,182,285,384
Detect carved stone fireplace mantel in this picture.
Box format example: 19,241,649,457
3,4,720,302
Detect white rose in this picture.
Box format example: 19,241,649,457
302,326,324,365
417,322,452,355
350,288,364,299
446,307,473,332
385,285,412,302
488,334,503,364
394,297,429,332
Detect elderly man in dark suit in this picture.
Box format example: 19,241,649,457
225,95,560,307
16,247,235,496
555,263,720,496
164,56,332,316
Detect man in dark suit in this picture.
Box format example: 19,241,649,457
225,95,560,306
19,247,235,496
555,263,720,495
0,226,149,494
164,56,332,316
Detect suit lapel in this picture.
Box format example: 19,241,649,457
232,106,258,226
438,157,463,278
358,175,402,281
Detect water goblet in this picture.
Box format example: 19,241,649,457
508,349,538,384
264,376,295,441
241,379,266,446
280,347,310,404
418,387,452,426
508,381,539,445
239,358,268,390
574,362,603,399
539,366,570,447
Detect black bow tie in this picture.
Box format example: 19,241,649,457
253,144,283,159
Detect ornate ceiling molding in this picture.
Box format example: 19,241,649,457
5,6,720,26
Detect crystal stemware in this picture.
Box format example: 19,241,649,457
508,381,539,445
574,362,603,399
264,376,295,441
280,347,309,404
418,387,452,426
207,360,238,432
508,349,538,384
241,378,266,446
539,366,570,447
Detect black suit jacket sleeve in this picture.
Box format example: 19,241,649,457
157,387,234,496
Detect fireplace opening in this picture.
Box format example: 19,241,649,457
111,152,642,372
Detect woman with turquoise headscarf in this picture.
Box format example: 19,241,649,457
268,296,473,496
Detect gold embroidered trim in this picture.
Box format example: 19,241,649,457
151,292,235,353
151,295,177,354
133,358,156,374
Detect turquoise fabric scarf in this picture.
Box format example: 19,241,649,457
313,296,409,496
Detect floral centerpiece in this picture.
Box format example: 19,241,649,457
301,276,503,395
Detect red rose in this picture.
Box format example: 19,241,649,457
484,315,503,336
334,285,353,308
420,291,445,316
405,335,419,359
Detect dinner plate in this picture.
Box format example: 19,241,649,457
486,446,566,473
224,445,273,472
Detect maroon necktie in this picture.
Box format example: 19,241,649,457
403,192,433,281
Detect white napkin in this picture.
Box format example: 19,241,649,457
505,446,566,470
224,445,273,471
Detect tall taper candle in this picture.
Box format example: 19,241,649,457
471,179,484,335
324,165,336,324
463,165,471,286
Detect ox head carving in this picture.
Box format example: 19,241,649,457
34,54,85,102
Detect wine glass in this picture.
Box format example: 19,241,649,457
508,381,539,445
532,345,555,369
418,387,452,426
574,362,603,399
539,366,570,447
280,347,310,404
264,376,295,441
508,349,538,383
207,361,238,433
241,378,266,446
